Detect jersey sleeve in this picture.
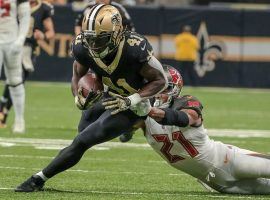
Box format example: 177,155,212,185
137,35,154,64
173,95,203,116
42,3,54,20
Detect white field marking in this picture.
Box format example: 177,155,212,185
0,154,167,164
27,81,270,94
0,187,255,199
207,129,270,138
0,166,186,176
0,129,270,149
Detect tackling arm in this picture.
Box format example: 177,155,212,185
149,107,201,127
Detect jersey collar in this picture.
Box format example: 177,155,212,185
93,38,125,75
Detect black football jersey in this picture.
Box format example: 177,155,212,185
171,95,203,117
25,2,54,48
72,31,153,96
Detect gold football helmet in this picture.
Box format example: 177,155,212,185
81,4,123,59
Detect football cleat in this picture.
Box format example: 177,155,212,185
119,131,134,143
12,120,25,134
15,175,45,192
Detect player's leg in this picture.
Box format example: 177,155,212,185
212,146,270,194
0,84,12,127
3,45,25,133
78,101,106,132
15,108,140,192
0,48,7,127
232,146,270,179
220,178,270,195
119,120,145,142
43,109,139,175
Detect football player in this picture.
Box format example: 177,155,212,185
0,0,55,130
74,0,135,36
15,4,167,192
0,0,31,133
74,0,135,143
145,65,270,194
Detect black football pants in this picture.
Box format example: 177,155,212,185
42,101,141,178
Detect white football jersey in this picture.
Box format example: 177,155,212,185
0,0,19,44
145,117,234,183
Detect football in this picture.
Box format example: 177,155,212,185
78,73,104,98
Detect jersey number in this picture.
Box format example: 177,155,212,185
102,77,137,96
152,131,199,163
0,0,11,17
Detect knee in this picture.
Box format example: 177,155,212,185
70,137,89,152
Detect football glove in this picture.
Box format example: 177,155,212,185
75,87,103,110
102,92,142,115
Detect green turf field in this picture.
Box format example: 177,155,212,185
0,82,270,200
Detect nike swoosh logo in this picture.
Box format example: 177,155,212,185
141,43,146,51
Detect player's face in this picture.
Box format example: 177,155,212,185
154,92,169,107
88,34,111,54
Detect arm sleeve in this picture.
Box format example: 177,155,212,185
160,108,189,127
17,1,31,45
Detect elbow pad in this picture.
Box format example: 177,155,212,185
160,108,189,127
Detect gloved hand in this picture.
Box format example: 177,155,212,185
102,92,132,115
130,99,152,116
75,87,103,110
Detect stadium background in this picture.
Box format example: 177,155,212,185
28,4,270,88
1,1,270,199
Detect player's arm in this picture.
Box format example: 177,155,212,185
138,56,168,100
43,17,55,40
71,60,88,97
149,107,201,127
14,0,31,51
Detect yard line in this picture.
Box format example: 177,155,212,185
0,129,270,150
0,187,255,199
0,166,186,176
0,154,167,164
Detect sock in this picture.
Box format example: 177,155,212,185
36,171,48,181
8,84,25,124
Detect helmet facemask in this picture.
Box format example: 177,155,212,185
153,65,183,108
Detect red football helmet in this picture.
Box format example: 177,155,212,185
154,64,183,108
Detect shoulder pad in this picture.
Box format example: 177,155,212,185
172,95,203,116
125,32,153,63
